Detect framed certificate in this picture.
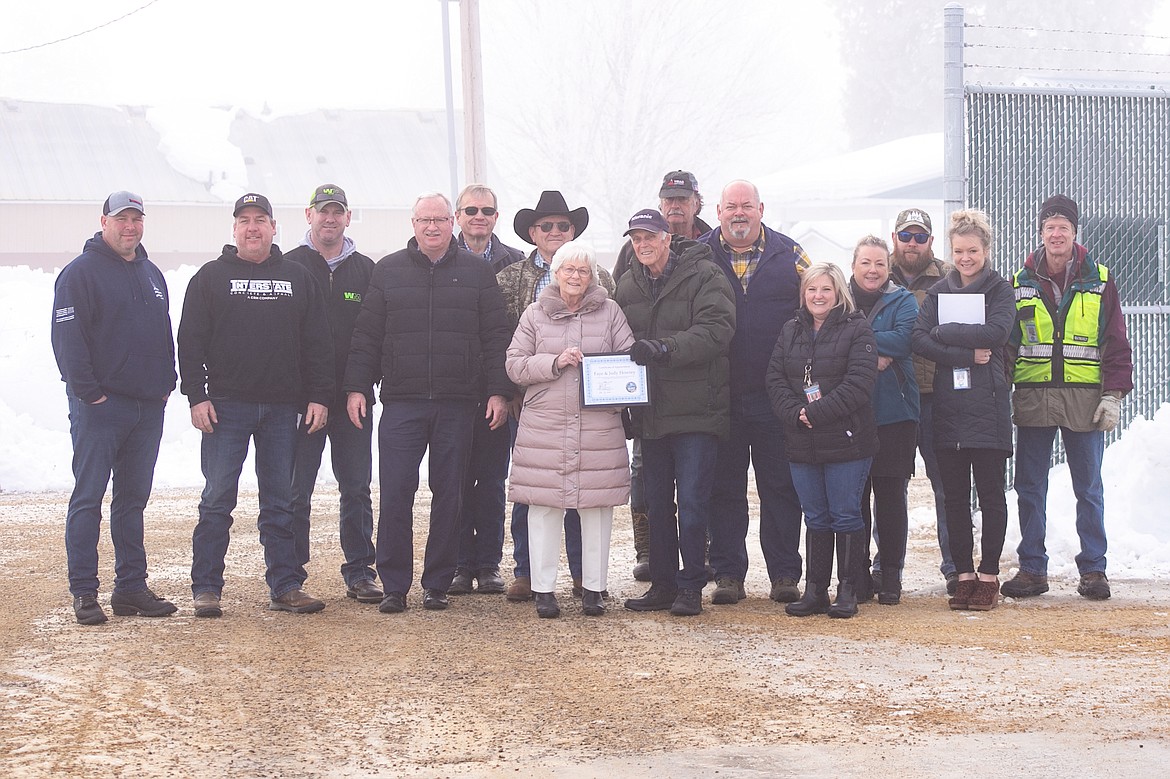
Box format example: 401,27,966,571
579,352,650,407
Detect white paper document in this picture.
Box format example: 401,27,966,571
938,293,985,324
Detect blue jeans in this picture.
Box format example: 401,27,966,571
508,416,582,579
710,393,804,582
457,410,510,572
65,393,165,597
291,401,375,587
191,400,304,599
1014,425,1106,576
376,400,476,595
918,393,955,576
643,432,719,592
790,458,873,533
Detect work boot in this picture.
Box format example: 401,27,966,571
670,588,702,616
1077,571,1111,600
1000,570,1050,599
506,576,533,602
828,530,866,619
73,593,108,625
786,530,833,617
711,578,745,605
631,511,651,582
769,577,801,603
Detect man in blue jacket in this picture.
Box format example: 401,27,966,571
285,185,381,606
702,180,811,606
51,191,179,625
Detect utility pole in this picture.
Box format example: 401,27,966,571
441,0,459,203
461,0,487,184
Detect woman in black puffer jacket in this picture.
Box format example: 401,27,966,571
912,209,1015,613
766,263,878,619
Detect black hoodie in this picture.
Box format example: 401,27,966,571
177,245,334,407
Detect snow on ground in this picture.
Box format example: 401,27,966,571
3,264,1168,578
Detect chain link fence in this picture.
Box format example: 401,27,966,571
966,87,1170,464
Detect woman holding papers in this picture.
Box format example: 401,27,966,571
766,263,878,619
849,236,920,606
911,210,1015,611
507,241,635,619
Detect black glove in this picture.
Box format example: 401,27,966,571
621,408,635,440
630,339,669,366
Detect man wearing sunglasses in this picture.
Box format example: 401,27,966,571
495,190,616,602
887,207,956,595
448,184,526,597
343,192,513,614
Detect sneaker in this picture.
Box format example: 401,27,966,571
193,591,222,618
711,578,745,605
269,588,326,614
966,579,999,611
624,583,677,612
506,576,533,602
769,577,800,603
670,588,702,616
447,568,474,595
948,579,977,610
73,593,107,625
475,568,505,594
1000,570,1049,599
110,587,178,617
1077,571,1111,600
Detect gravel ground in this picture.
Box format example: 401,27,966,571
2,478,1169,778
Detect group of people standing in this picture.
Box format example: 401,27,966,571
51,173,1132,625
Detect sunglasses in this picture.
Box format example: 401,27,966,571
897,231,930,244
537,221,572,233
460,206,497,217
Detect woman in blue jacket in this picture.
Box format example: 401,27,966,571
848,236,919,605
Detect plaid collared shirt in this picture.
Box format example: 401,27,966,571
643,253,676,301
533,251,553,300
722,230,766,292
460,235,493,261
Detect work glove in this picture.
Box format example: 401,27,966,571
629,339,669,366
1091,394,1121,432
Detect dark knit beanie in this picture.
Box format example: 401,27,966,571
1039,194,1079,232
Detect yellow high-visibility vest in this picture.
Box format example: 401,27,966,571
1013,263,1107,387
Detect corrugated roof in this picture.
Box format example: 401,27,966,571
0,99,219,203
230,109,462,208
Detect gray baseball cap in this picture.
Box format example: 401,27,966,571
103,191,145,216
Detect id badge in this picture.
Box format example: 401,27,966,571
804,382,822,402
953,367,971,390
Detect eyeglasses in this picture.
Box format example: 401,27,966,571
558,266,592,277
537,221,572,233
460,206,497,217
896,231,930,244
413,216,453,226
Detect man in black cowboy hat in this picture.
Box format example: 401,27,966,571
496,190,616,602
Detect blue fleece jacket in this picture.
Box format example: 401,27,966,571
865,282,920,425
51,233,176,403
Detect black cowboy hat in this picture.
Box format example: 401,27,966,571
513,190,589,245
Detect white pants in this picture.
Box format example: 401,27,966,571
528,506,613,593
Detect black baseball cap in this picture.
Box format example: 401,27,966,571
233,192,273,218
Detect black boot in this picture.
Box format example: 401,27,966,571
878,568,902,605
836,529,873,602
786,530,834,617
582,588,606,616
534,592,560,619
828,530,866,619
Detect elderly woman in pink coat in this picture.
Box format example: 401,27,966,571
507,240,636,619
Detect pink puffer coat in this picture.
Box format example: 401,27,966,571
507,283,635,509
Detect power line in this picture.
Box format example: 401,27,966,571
967,42,1170,59
0,0,161,56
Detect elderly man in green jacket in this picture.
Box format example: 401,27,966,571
616,208,736,617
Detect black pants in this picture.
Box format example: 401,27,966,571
936,447,1009,576
862,475,909,577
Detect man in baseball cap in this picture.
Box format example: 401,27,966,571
52,191,178,624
